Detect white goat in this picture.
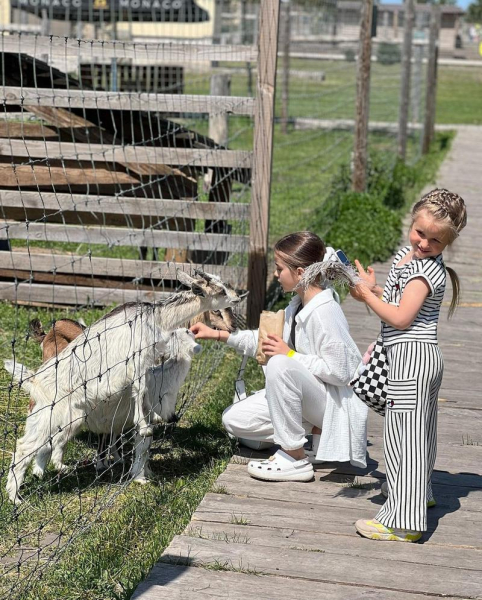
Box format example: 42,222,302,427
96,328,202,480
97,328,203,484
148,328,202,425
28,308,236,473
5,270,245,503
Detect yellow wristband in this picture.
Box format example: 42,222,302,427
287,349,296,358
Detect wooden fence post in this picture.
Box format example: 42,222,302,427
397,0,415,161
422,4,440,155
196,73,232,265
352,0,374,192
281,0,291,135
247,0,280,328
209,73,230,147
411,43,423,127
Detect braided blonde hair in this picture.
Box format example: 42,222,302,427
412,189,467,318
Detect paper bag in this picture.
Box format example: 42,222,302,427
256,310,285,365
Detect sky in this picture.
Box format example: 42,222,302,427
380,0,473,9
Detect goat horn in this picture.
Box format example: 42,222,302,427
194,268,212,282
238,291,249,299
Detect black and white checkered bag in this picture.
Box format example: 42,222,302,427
350,337,388,416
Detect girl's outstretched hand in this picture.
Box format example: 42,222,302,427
190,322,217,340
262,334,291,357
355,259,377,289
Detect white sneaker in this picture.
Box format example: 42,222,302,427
247,450,314,482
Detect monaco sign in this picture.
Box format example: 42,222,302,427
10,0,209,21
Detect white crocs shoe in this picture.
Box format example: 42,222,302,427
247,449,314,482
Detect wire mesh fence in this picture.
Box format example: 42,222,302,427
0,0,441,596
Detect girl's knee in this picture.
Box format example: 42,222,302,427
221,404,240,436
265,354,292,379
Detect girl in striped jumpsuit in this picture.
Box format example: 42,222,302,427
351,189,467,542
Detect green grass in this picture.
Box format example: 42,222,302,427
186,61,482,125
436,66,482,125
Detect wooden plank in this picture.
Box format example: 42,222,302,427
1,86,255,117
219,463,482,513
21,105,96,129
0,139,253,170
0,122,58,139
0,190,250,221
0,268,159,291
0,163,139,187
164,535,482,598
0,222,249,253
0,251,248,287
191,490,482,545
247,0,280,328
0,35,258,63
185,515,482,571
132,563,461,600
0,281,171,306
22,105,200,188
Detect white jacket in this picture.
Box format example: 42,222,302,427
227,289,368,468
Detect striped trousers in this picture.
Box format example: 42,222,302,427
376,341,443,532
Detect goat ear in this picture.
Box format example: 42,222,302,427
192,283,207,297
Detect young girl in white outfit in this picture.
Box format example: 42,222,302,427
190,231,368,482
351,189,467,543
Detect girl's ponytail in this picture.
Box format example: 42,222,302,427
446,266,460,319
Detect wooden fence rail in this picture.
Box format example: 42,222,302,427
0,139,253,169
1,87,256,116
0,222,249,253
0,191,250,221
0,251,247,287
0,34,258,64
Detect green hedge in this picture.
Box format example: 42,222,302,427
324,191,402,267
313,132,454,268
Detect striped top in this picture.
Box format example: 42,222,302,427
382,246,446,346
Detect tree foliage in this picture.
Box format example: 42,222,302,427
467,0,482,23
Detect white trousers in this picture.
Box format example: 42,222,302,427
222,354,327,451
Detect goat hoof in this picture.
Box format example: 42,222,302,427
151,414,163,424
9,492,23,505
32,465,45,479
133,476,150,485
55,464,69,474
138,426,154,437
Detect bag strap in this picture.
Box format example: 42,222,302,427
290,303,303,351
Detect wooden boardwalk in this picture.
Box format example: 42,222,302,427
132,127,482,600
